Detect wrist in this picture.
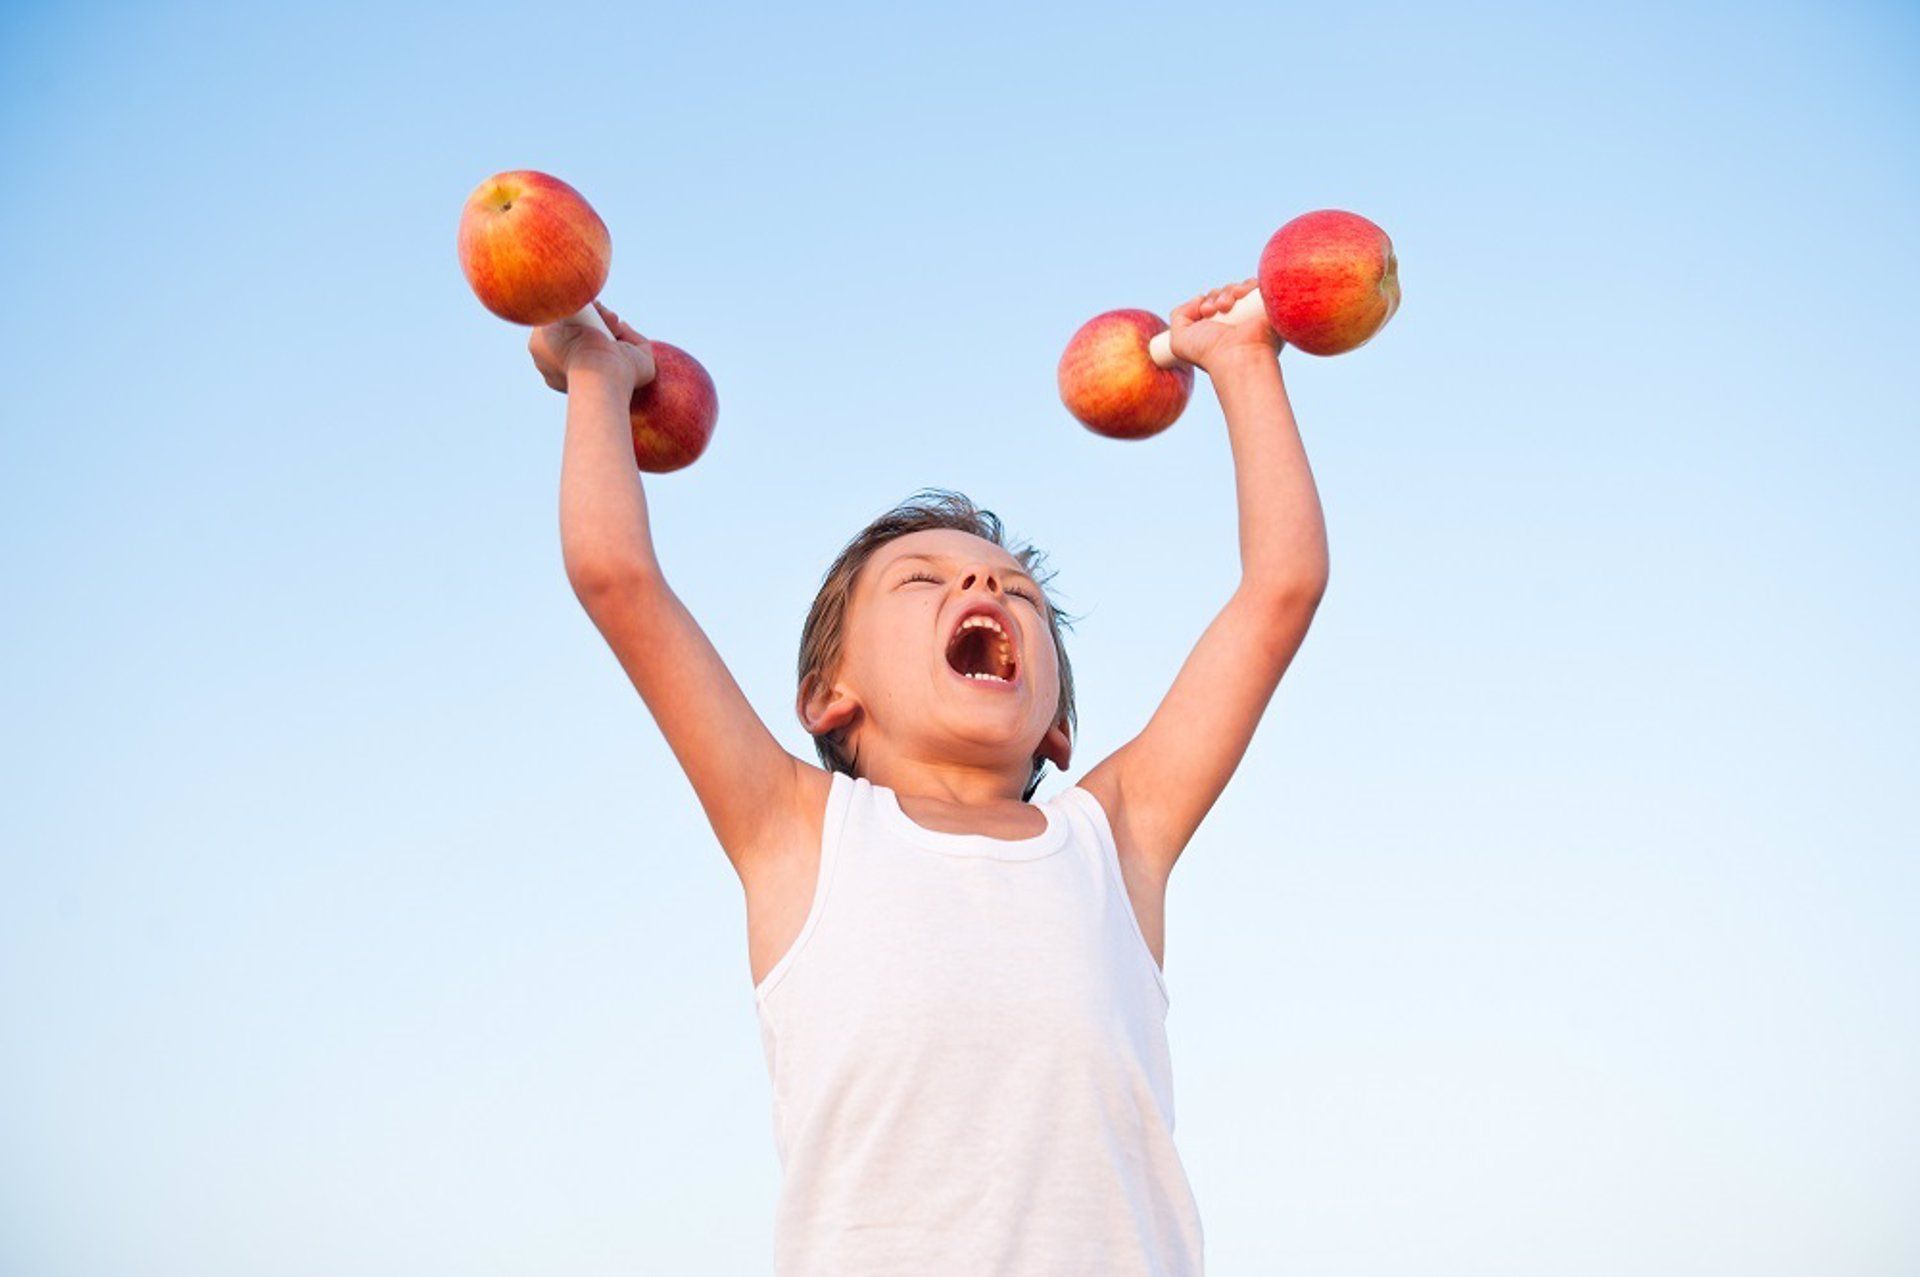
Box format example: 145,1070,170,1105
565,352,637,394
1202,346,1282,384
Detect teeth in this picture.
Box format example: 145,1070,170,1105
951,612,1015,683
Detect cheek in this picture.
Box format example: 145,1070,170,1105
1029,633,1062,692
864,602,936,679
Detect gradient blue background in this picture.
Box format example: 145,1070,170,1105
2,1,1915,1272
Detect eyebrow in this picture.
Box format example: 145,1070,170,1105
886,551,1039,587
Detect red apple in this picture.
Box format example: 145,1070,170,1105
457,170,611,326
630,342,718,473
1057,309,1193,439
1256,210,1400,355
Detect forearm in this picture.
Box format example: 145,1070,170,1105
558,366,661,585
1208,351,1329,601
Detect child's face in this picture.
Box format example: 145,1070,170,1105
810,528,1070,782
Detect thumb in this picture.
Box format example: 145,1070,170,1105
628,342,659,386
533,319,576,355
596,301,645,344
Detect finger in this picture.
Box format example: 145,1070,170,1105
597,301,635,338
594,302,639,343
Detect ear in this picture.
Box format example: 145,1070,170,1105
1036,714,1072,772
797,670,861,743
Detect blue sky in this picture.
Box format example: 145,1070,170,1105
2,1,1915,1272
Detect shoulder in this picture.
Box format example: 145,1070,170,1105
1064,762,1175,886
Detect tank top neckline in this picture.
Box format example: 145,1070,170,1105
868,778,1070,861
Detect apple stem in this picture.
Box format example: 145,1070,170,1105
1147,287,1270,368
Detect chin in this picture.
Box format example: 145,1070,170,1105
931,656,1058,761
938,706,1049,765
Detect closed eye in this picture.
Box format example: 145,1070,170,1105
902,568,1044,606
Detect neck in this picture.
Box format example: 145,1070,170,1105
861,751,1032,807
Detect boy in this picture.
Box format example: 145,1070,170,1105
528,279,1327,1275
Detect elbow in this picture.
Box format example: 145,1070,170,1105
1242,567,1328,619
1287,563,1331,608
565,554,664,606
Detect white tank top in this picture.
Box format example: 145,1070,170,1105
752,772,1205,1275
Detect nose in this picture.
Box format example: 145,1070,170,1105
959,568,1000,594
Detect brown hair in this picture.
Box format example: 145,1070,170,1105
797,489,1079,801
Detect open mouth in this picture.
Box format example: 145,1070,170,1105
944,609,1018,686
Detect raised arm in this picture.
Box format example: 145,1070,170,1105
1078,281,1329,877
536,306,816,868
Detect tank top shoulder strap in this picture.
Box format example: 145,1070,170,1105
752,769,857,1009
1051,784,1171,1007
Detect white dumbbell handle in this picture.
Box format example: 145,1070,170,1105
562,302,617,340
1146,288,1269,369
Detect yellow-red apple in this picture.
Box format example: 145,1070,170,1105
1256,210,1400,355
458,170,611,326
630,342,718,473
1057,309,1193,439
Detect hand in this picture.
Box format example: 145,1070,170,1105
528,301,657,393
1167,278,1282,373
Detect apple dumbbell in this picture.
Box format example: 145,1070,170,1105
1054,309,1196,440
1245,209,1402,358
457,169,718,472
1059,209,1401,439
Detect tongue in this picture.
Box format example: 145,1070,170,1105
947,627,999,677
